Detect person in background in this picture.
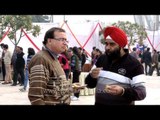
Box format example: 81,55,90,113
19,47,35,92
0,43,6,81
85,26,146,105
2,44,12,84
78,47,86,69
92,48,102,65
142,47,152,75
130,47,139,60
58,50,70,80
70,46,82,101
149,49,159,76
11,46,25,86
11,46,18,85
67,47,73,60
0,44,3,74
91,46,96,66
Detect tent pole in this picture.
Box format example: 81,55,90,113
63,15,65,21
153,22,155,49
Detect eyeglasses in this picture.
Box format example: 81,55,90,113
53,38,69,43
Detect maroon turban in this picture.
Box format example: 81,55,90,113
103,26,128,48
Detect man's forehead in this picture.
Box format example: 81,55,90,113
105,38,116,43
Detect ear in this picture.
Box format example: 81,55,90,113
48,38,51,42
48,39,52,44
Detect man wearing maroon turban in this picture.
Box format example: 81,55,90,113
85,26,146,105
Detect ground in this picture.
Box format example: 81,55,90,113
0,72,160,105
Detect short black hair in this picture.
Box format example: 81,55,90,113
3,44,8,49
147,47,150,51
132,47,136,51
0,43,4,47
43,27,66,45
28,47,35,56
20,47,23,51
93,46,96,50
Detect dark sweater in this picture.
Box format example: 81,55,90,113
85,53,146,105
16,52,25,70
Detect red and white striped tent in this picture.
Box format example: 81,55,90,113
0,21,105,58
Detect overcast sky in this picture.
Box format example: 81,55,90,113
51,15,135,24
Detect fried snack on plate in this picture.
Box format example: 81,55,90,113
72,83,86,89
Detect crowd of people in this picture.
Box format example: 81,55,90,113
129,47,160,76
0,44,36,92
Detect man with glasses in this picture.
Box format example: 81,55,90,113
28,27,72,105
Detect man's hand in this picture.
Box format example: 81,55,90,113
90,67,102,78
105,85,125,96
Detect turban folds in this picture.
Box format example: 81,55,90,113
103,26,128,48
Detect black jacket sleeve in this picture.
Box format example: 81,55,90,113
85,74,97,88
123,85,146,101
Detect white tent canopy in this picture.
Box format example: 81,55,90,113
0,22,105,58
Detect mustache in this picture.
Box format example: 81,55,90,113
105,49,121,60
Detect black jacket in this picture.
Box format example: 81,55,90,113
85,53,146,105
16,52,25,70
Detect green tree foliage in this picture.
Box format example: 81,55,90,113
99,21,148,46
0,15,41,46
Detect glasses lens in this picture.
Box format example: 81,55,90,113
54,38,69,43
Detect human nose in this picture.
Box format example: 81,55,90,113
105,44,111,50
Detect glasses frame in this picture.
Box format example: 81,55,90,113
53,38,69,43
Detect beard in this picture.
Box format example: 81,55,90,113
105,47,121,60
